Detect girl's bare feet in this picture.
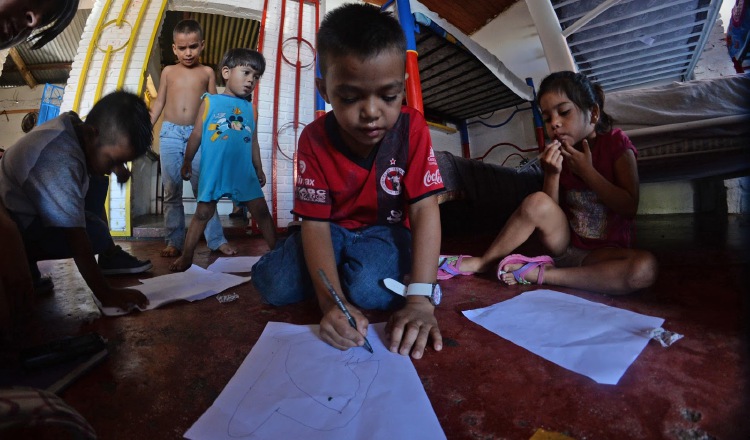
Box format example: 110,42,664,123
161,245,181,257
215,243,238,255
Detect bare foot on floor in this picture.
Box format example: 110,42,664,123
161,245,181,257
169,256,192,272
215,243,238,255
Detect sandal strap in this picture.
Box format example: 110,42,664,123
513,261,547,285
438,256,460,275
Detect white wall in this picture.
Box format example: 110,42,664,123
255,0,319,227
464,106,538,164
472,1,549,90
429,124,462,157
0,86,51,150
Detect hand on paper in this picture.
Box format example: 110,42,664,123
319,303,370,351
386,297,442,359
95,286,149,311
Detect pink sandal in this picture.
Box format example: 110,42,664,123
497,254,554,285
437,255,473,280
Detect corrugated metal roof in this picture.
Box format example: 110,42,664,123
553,0,722,91
0,9,89,88
18,11,89,65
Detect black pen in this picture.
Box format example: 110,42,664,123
317,269,374,353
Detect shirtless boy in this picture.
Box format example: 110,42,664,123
149,19,235,258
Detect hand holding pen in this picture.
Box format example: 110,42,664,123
318,269,374,353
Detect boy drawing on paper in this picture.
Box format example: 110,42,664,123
0,91,153,315
169,48,276,272
253,4,445,359
149,19,235,258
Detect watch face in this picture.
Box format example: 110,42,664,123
432,284,442,306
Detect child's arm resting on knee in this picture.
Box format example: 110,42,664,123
301,220,370,351
385,195,443,360
65,228,148,311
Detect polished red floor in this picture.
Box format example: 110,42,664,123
2,213,749,439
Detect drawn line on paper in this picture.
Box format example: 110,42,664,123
226,331,380,437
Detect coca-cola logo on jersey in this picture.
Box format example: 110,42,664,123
423,169,442,186
428,148,437,165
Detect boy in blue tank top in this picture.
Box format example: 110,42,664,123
170,48,276,271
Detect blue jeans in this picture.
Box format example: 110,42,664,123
159,122,226,251
252,224,412,310
18,175,114,277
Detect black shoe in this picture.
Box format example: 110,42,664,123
98,245,153,275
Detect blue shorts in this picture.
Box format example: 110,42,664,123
252,223,412,310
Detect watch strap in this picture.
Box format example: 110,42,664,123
406,283,433,297
383,278,406,296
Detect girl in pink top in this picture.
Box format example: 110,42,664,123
439,71,658,295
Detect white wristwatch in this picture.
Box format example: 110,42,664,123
383,278,442,306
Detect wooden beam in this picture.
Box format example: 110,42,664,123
0,109,38,114
3,62,72,73
8,48,38,89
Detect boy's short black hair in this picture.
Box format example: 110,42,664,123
29,0,80,50
173,19,203,40
219,48,266,75
316,3,406,76
86,91,153,157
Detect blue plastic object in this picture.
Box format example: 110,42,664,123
37,84,65,125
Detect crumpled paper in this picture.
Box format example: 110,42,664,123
647,328,684,347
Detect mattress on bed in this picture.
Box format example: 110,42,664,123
607,75,750,134
637,136,750,182
607,75,750,181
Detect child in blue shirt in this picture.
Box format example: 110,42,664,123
170,48,276,271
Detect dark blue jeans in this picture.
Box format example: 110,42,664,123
19,174,114,274
252,223,412,310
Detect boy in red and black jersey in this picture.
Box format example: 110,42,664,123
253,3,444,359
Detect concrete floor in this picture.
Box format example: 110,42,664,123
1,213,748,439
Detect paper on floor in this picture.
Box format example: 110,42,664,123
185,322,446,440
462,289,665,385
207,256,261,273
96,265,251,316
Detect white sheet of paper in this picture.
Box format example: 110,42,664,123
97,265,250,316
207,256,261,273
462,289,664,385
185,322,446,440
